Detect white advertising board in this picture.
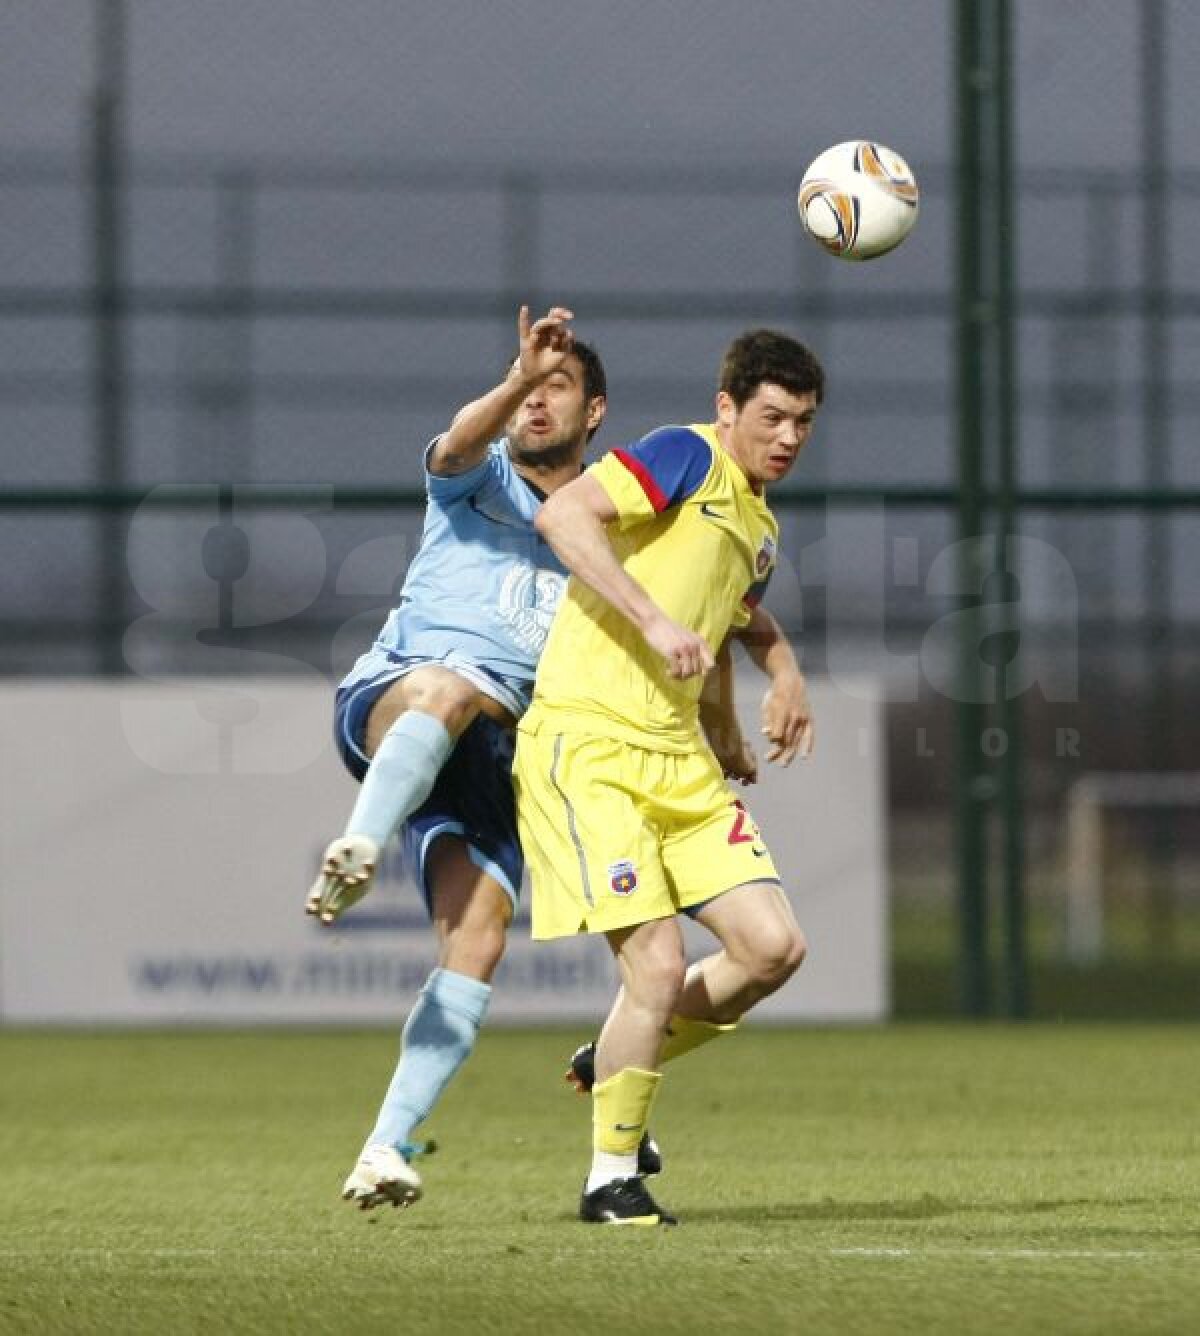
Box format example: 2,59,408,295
0,676,886,1024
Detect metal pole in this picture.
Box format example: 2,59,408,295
1140,0,1175,956
90,0,129,675
992,0,1028,1017
954,0,991,1016
217,169,256,483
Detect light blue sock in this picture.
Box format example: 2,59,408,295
366,968,492,1151
346,710,453,848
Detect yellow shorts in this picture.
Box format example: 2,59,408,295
513,718,781,940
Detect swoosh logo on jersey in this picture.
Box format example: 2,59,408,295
699,503,726,522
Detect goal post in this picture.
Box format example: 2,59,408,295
1063,772,1200,964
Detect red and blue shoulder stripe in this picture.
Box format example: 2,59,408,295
611,425,712,512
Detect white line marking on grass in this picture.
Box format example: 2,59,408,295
3,1247,1195,1264
829,1248,1186,1261
0,1249,318,1260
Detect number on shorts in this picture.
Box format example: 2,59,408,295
727,798,759,845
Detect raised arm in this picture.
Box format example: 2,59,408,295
735,604,814,764
428,305,575,476
534,474,715,680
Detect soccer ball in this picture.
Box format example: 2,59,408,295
798,140,919,261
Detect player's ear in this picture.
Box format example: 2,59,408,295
586,395,607,432
715,390,737,429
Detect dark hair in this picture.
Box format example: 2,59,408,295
718,329,825,408
571,338,607,406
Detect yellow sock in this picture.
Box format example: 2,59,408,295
592,1068,662,1154
659,1014,737,1065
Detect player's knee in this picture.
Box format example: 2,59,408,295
784,925,808,976
402,669,481,735
750,922,807,988
620,927,686,1015
442,916,509,979
638,943,687,1012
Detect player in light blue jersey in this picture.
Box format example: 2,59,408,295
305,305,607,1210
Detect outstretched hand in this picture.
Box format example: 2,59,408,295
516,304,576,382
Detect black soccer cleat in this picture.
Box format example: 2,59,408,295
579,1176,677,1227
634,1132,663,1178
565,1041,664,1177
565,1039,600,1094
561,1036,598,1090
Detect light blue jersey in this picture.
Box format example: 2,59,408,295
339,438,568,719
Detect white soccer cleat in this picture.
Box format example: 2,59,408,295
342,1144,423,1211
305,834,379,925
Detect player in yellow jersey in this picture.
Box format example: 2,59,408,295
514,328,824,1225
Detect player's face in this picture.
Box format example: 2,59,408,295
718,383,818,488
507,356,604,461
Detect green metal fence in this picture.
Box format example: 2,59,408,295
2,0,1198,1018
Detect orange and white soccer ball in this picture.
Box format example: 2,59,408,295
798,140,919,261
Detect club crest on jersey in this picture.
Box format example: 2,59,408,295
608,860,638,896
755,536,777,577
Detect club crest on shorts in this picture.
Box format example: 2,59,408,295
608,860,638,896
755,536,777,577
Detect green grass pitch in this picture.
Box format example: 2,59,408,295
1,1025,1197,1334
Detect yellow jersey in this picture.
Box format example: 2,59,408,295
527,423,778,753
